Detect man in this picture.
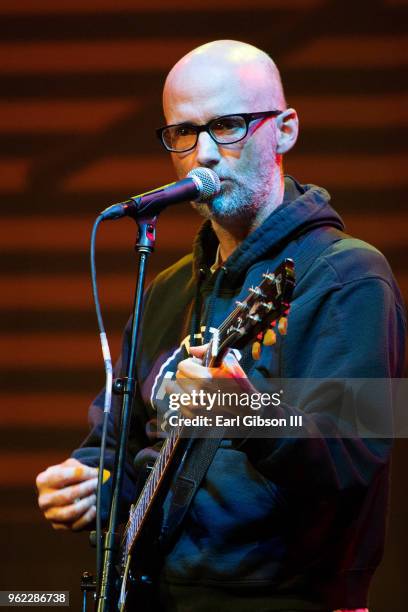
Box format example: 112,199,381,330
36,40,406,611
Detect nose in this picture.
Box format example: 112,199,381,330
195,131,221,167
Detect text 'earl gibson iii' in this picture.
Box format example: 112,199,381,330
167,414,304,428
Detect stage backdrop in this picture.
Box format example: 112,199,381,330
0,1,407,609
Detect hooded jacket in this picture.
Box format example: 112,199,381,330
73,176,406,611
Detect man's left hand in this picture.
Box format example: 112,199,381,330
166,344,253,418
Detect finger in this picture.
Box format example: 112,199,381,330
177,358,211,379
179,404,197,419
61,458,82,467
36,457,85,488
71,504,96,532
36,463,98,491
165,379,182,396
165,378,197,412
50,522,71,531
38,477,98,511
44,493,96,524
61,459,110,481
221,351,247,378
173,376,207,399
188,344,209,358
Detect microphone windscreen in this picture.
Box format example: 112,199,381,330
187,167,221,202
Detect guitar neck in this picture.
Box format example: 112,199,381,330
120,423,184,562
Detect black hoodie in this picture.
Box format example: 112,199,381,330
74,176,406,611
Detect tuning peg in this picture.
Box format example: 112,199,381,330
252,341,262,360
262,272,275,282
263,328,277,346
249,286,266,298
278,317,288,335
248,314,262,324
259,301,273,313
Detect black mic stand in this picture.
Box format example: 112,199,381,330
96,215,157,611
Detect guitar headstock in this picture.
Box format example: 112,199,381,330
208,258,295,364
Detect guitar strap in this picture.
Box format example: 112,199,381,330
159,434,224,550
159,225,347,551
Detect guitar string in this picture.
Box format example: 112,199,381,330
122,427,180,555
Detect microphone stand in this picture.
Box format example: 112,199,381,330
96,215,157,611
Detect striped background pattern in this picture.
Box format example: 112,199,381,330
0,0,407,608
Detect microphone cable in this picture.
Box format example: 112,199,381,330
90,214,113,597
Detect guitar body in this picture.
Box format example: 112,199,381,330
118,538,159,611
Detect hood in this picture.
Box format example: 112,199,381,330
192,175,345,287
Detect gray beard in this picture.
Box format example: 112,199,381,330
192,173,277,223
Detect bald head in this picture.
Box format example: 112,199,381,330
163,40,286,121
160,40,298,231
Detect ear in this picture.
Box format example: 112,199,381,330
275,108,299,154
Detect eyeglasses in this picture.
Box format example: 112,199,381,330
156,110,282,153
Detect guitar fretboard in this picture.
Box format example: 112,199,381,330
120,425,181,565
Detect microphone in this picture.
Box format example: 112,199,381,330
100,167,220,220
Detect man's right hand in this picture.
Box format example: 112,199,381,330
36,458,98,531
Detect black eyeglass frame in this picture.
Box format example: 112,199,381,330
156,110,283,152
